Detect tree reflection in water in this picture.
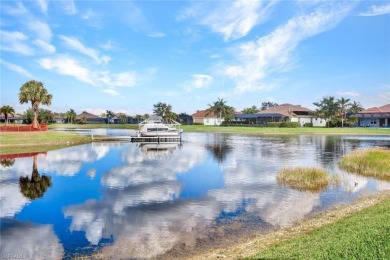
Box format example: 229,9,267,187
1,158,15,168
206,135,232,163
19,155,52,200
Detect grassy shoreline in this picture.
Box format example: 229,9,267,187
0,131,91,154
186,190,390,260
47,123,390,135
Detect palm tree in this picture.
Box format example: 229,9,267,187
19,80,52,128
313,96,339,127
106,110,115,124
337,97,350,128
0,105,15,126
349,101,364,114
66,109,77,124
206,98,234,125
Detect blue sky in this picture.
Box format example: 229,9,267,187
1,0,389,116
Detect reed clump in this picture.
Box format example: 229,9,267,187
339,148,390,181
277,167,334,192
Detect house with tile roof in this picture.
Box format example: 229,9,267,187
235,103,327,127
192,110,224,125
355,104,390,127
76,111,106,124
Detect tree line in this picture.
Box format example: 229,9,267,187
1,80,365,127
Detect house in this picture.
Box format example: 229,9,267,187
177,113,193,125
76,111,106,124
355,104,390,127
0,115,23,124
235,104,327,127
192,110,223,126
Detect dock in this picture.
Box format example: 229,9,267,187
91,135,181,143
91,135,132,142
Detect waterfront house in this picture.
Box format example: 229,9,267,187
76,111,106,124
235,103,327,127
177,113,193,125
355,103,390,127
192,110,223,126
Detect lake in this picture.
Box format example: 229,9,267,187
1,132,390,259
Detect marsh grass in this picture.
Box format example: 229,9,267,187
277,167,336,192
339,148,390,181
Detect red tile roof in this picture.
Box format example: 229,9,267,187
192,110,218,118
76,111,101,119
360,104,390,114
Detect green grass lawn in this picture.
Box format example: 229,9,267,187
0,131,91,154
47,123,390,135
248,198,390,259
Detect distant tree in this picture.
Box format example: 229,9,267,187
337,97,350,128
0,105,15,126
143,114,150,120
206,98,234,125
242,105,259,114
165,111,178,121
349,101,364,114
106,110,115,124
66,109,77,124
260,102,278,111
134,114,143,123
313,96,339,127
153,102,173,120
38,109,54,123
118,113,128,124
19,80,52,128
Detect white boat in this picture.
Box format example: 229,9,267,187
138,117,182,138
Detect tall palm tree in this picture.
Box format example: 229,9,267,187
106,110,115,124
0,105,15,126
66,109,77,124
349,101,364,114
337,97,350,128
206,98,234,125
19,80,52,128
313,96,339,127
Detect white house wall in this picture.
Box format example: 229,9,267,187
203,117,223,126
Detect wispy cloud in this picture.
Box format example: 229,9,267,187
359,3,390,16
146,32,166,38
224,3,354,93
0,30,34,56
59,35,110,64
37,0,48,15
33,39,56,54
98,71,137,87
178,0,275,41
336,91,360,97
101,40,117,51
63,0,77,15
27,20,52,42
185,74,213,92
102,88,119,96
38,55,96,85
0,59,34,78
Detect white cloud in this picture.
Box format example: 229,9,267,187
38,55,96,85
225,3,354,93
102,88,120,96
146,32,166,38
37,0,48,15
101,40,117,51
0,59,34,78
359,3,390,16
336,91,360,97
98,71,137,87
81,8,97,20
178,0,275,41
59,35,110,64
63,0,77,15
27,20,52,42
185,74,213,92
33,39,56,54
0,30,34,56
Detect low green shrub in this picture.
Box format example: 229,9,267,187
267,122,282,127
304,123,313,127
280,122,300,128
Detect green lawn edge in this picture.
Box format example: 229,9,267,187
248,197,390,259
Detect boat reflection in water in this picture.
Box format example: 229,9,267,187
137,142,181,158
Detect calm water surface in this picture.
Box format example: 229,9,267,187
1,132,390,259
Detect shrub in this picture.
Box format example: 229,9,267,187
267,122,282,127
280,122,300,128
304,123,313,127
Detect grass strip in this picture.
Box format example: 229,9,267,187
0,131,91,154
277,167,336,192
340,148,390,181
249,195,390,259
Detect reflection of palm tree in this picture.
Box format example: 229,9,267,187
1,158,15,167
207,136,233,163
19,155,52,200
